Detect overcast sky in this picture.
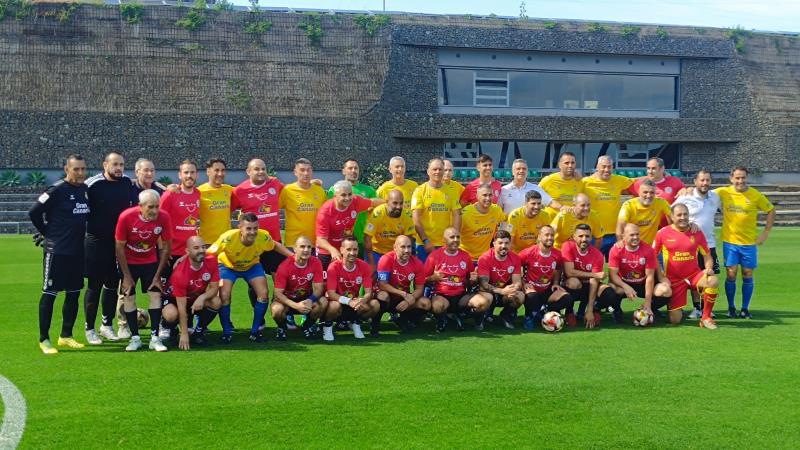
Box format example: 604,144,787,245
239,1,800,33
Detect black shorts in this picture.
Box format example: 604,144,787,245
84,234,118,285
123,263,158,295
162,295,200,312
318,253,332,272
162,255,182,281
43,252,84,292
697,247,720,274
260,251,287,275
437,293,466,313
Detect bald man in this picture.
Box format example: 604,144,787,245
550,193,604,250
374,235,431,335
364,189,415,271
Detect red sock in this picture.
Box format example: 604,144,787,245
702,291,717,320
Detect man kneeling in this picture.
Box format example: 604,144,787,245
324,237,378,341
271,236,327,341
476,230,524,330
374,235,431,336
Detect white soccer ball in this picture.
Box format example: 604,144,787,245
632,308,653,327
541,311,564,332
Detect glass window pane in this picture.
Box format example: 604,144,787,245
515,141,550,169
441,69,474,106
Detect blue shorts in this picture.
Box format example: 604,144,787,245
415,244,430,262
599,234,617,260
723,242,758,269
219,264,266,283
372,251,384,265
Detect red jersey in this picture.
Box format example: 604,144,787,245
631,176,685,204
315,196,372,255
160,189,200,256
608,244,657,284
424,247,474,297
232,178,284,242
519,246,562,292
326,259,373,298
477,248,521,288
460,178,502,205
274,255,325,301
653,225,710,282
167,254,219,301
376,252,425,293
561,240,605,274
114,206,173,265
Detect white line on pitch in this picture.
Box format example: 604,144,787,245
0,374,26,449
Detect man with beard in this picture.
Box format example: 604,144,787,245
519,225,574,331
475,230,524,330
561,224,615,329
83,152,133,344
507,190,552,254
159,160,201,275
616,179,671,246
374,235,431,335
653,204,719,328
364,189,415,271
323,237,377,341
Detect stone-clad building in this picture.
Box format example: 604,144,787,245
0,5,798,179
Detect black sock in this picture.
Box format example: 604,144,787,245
148,308,162,337
693,301,702,310
124,309,140,336
197,307,219,334
83,281,100,330
60,291,80,338
101,287,117,327
39,292,57,342
599,288,620,310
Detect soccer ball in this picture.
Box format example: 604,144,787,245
137,308,150,328
541,311,564,332
632,309,653,327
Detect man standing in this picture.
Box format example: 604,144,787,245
630,157,685,205
581,156,634,256
519,226,574,331
653,204,720,328
412,158,462,262
197,158,234,246
616,179,671,246
207,213,293,343
715,166,775,319
539,152,582,212
316,180,381,269
459,183,506,262
460,154,502,206
377,156,418,221
327,159,377,252
442,159,466,201
29,154,90,353
279,158,327,249
114,190,173,351
673,170,721,319
425,227,488,332
323,237,377,341
375,235,431,335
83,152,133,343
475,230,524,329
130,158,165,203
550,193,604,250
608,224,672,321
271,236,328,341
160,236,222,350
364,189,415,271
498,158,552,215
561,224,612,328
159,160,201,275
507,190,552,254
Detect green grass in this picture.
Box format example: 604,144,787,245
1,230,799,448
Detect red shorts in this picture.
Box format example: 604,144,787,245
667,270,706,311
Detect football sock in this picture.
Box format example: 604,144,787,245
148,308,162,337
371,311,382,331
251,301,268,335
100,286,117,327
124,309,139,336
39,292,57,342
702,286,718,320
83,281,100,331
725,278,736,309
599,287,620,309
741,277,754,310
197,307,218,334
219,304,233,335
60,290,80,338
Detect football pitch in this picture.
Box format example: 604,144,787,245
1,231,799,449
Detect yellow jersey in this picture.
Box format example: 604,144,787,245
459,204,506,260
539,173,583,212
443,180,465,202
411,182,461,247
618,197,671,245
507,206,552,253
715,186,774,245
551,209,604,249
279,182,327,247
208,229,275,271
197,183,234,245
581,174,634,234
364,203,416,255
377,179,419,215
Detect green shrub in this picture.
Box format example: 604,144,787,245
119,2,144,24
353,14,390,36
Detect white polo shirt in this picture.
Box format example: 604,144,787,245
673,188,721,248
498,181,553,215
